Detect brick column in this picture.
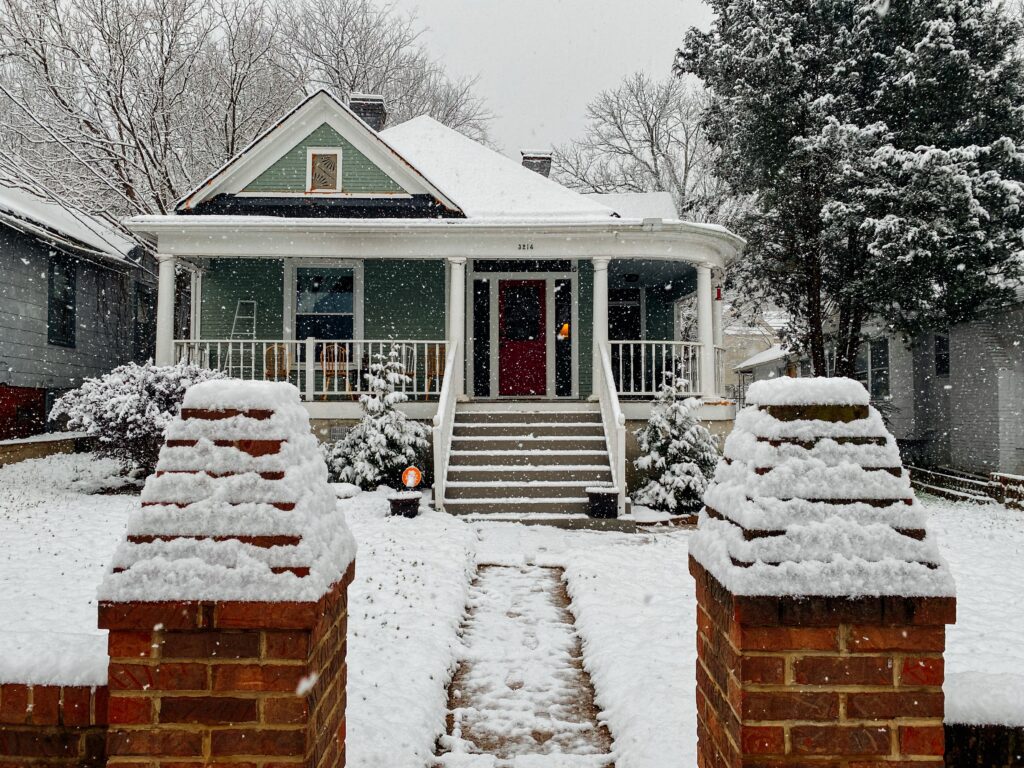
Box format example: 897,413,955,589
691,378,956,767
691,560,953,767
100,565,353,767
97,381,356,768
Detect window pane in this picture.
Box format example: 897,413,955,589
473,280,491,397
869,339,890,399
296,314,353,340
934,334,950,377
48,257,76,347
296,269,353,313
555,279,572,397
503,285,541,341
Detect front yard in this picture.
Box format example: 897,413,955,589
0,453,1021,768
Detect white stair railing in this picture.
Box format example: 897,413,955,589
431,339,462,512
596,341,627,516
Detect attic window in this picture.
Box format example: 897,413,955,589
307,149,341,193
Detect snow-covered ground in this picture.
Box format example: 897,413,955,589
0,454,1021,768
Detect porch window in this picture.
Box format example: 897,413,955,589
935,334,950,377
295,267,354,340
47,255,76,347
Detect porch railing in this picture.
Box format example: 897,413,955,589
173,339,448,401
431,339,462,512
609,341,703,397
595,342,627,516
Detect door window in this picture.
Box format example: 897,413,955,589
502,285,542,341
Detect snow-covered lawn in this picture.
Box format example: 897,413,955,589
0,454,1022,768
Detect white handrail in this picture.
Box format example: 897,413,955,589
431,338,462,512
596,341,627,516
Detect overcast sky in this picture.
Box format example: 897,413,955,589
390,0,714,158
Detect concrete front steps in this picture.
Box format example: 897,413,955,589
443,402,614,517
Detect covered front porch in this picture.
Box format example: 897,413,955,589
156,253,728,414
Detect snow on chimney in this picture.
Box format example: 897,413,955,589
521,150,553,178
349,93,388,132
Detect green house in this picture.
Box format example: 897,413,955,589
128,90,743,516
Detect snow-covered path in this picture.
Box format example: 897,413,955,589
437,565,612,767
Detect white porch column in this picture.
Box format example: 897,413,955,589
712,273,724,348
697,265,716,398
447,257,467,396
155,253,177,366
591,257,610,390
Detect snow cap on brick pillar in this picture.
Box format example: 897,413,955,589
689,376,955,768
97,381,355,768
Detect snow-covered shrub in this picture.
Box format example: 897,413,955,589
633,371,719,514
323,345,430,489
50,361,225,476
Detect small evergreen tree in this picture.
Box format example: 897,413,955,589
324,345,430,490
633,371,719,514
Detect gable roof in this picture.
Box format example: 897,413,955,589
175,90,461,213
0,181,137,264
381,116,617,222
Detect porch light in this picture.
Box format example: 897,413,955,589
558,322,570,340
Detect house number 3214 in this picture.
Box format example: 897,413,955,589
517,243,534,251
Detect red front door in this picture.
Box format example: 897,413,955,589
499,280,547,396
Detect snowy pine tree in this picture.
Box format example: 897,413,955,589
678,0,1024,376
633,371,719,514
324,345,430,490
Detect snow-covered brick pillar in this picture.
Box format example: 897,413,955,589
97,381,356,768
690,377,955,768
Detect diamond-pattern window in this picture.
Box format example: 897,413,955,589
310,152,339,191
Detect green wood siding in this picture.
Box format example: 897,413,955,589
244,123,405,194
200,259,284,338
644,273,695,341
578,260,593,397
363,259,446,339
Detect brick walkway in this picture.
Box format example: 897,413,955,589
435,565,614,767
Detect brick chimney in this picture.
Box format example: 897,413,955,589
521,150,552,177
349,93,388,132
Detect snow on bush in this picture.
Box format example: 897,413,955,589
633,372,718,514
50,361,225,476
324,346,430,490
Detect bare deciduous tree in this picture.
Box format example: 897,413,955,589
0,0,491,218
552,72,736,224
280,0,491,142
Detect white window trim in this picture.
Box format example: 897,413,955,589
305,147,344,194
283,259,364,341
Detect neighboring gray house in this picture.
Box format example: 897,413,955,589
0,182,155,439
734,303,1024,476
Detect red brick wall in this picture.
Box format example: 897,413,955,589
0,683,107,766
692,557,954,767
98,562,353,768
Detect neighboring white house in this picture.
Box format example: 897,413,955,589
734,303,1024,476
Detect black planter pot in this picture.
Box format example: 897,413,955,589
586,487,619,519
388,492,422,518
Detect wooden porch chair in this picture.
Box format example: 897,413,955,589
424,343,446,399
263,343,292,382
320,343,352,401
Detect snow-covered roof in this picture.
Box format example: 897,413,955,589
583,192,677,220
381,117,617,222
0,182,137,264
734,344,791,372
